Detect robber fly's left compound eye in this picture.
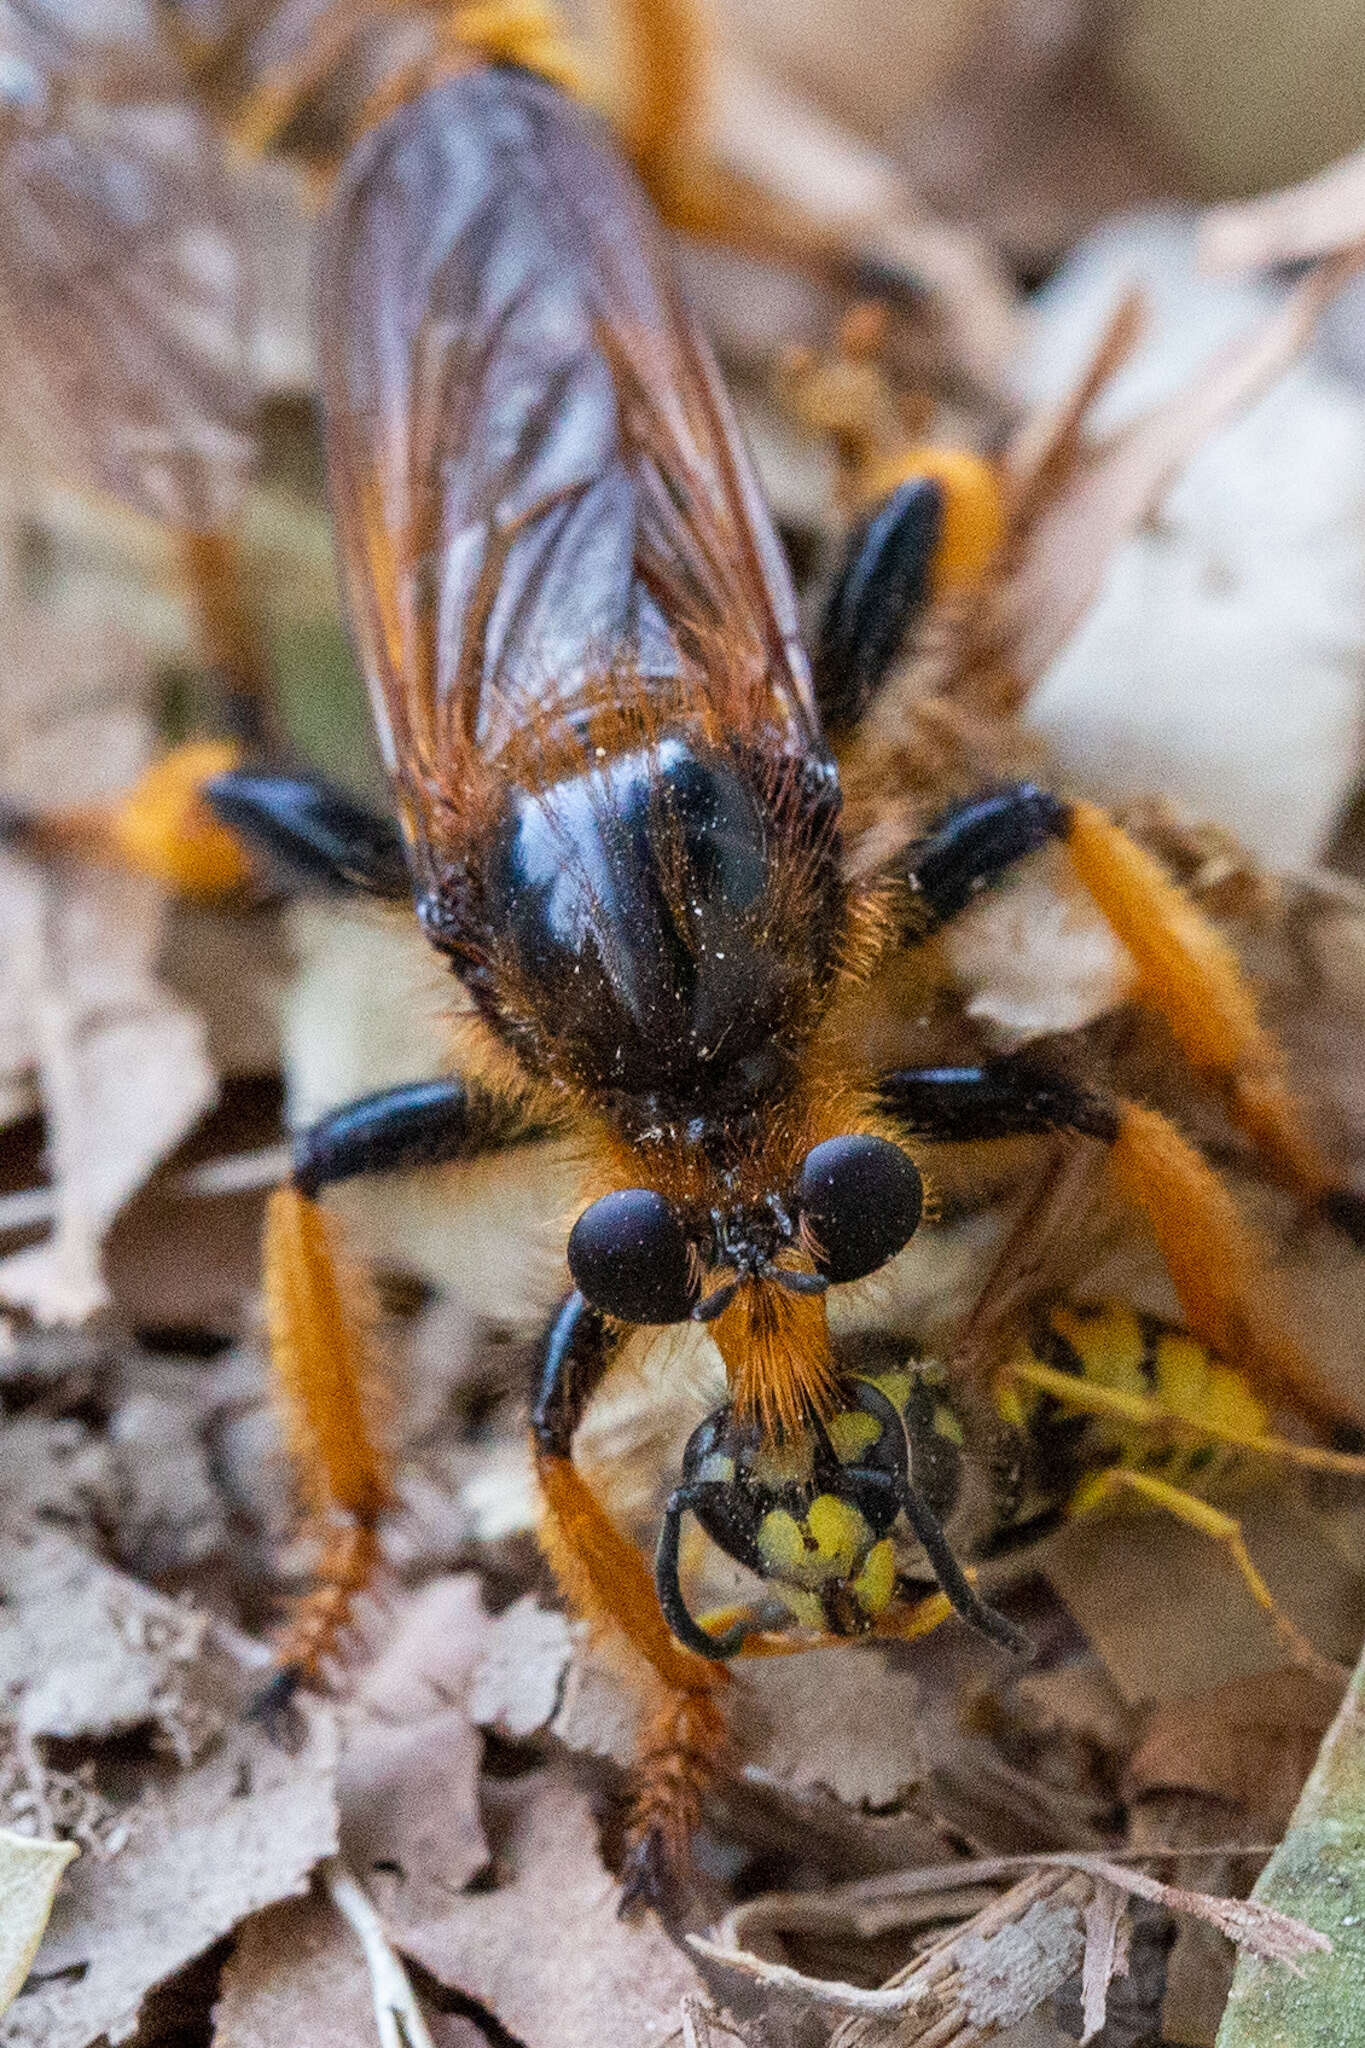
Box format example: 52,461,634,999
796,1134,924,1284
567,1188,700,1324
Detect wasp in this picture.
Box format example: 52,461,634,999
655,1300,1365,1680
9,1,1365,1908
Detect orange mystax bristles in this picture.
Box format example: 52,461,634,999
262,1184,393,1526
713,1282,839,1437
1067,800,1336,1201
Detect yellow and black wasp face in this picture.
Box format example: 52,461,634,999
654,1358,1025,1659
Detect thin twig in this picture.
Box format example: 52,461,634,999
0,1143,291,1235
323,1859,436,2048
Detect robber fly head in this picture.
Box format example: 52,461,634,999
565,1131,925,1332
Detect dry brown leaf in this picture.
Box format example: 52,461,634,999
0,859,215,1325
1042,1482,1365,1706
352,1576,493,1723
212,1890,376,2048
340,1715,488,1924
1129,1668,1345,1835
3,1670,337,2048
732,1647,931,1809
0,1529,210,1753
549,1639,643,1770
706,52,1020,396
1202,145,1365,272
467,1597,573,1743
0,1422,113,1546
896,0,1179,271
0,14,256,535
996,253,1362,691
340,1577,493,1919
391,1771,699,2048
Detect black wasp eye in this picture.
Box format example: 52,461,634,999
795,1135,924,1285
566,1188,699,1324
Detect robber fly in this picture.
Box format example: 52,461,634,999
182,40,1365,1908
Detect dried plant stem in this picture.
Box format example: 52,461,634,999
831,1867,1089,2048
322,1859,436,2048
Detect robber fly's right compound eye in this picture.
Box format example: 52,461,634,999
795,1134,924,1284
567,1188,700,1324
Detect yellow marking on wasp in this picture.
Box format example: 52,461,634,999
697,1452,736,1486
772,1587,827,1632
827,1409,881,1463
995,1382,1029,1430
756,1496,873,1588
1052,1302,1148,1400
932,1402,965,1447
731,1584,958,1657
806,1494,868,1577
853,1539,897,1616
756,1509,806,1579
862,1367,914,1412
1004,1356,1365,1474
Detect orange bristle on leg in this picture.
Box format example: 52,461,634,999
621,1687,730,1912
536,1451,725,1697
537,1449,729,1907
1067,800,1337,1202
1110,1103,1349,1429
261,1185,393,1680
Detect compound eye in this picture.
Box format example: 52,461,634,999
566,1188,699,1324
795,1135,924,1284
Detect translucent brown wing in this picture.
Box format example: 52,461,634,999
318,64,821,893
0,2,255,530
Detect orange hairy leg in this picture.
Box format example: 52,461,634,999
251,1080,561,1710
1108,1101,1352,1429
16,738,255,897
17,528,272,896
178,528,274,744
879,1044,1354,1432
260,1184,393,1691
890,785,1357,1229
1067,800,1350,1214
532,1293,728,1907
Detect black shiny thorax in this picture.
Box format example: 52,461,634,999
473,728,844,1134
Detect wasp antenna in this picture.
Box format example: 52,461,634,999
896,1475,1030,1656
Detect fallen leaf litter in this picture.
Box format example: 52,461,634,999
6,11,1365,2048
